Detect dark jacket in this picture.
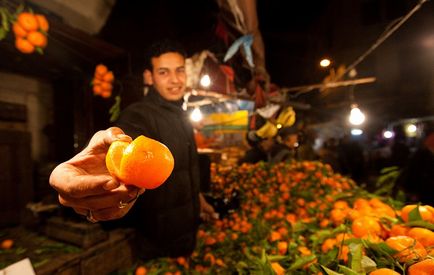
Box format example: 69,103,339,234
114,88,201,258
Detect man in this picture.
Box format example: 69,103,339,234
49,40,216,260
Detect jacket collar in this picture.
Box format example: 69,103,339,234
145,87,185,112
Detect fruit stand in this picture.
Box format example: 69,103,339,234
131,161,434,275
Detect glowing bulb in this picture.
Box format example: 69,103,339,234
406,124,417,133
190,107,203,122
349,105,365,126
200,74,211,87
351,129,363,136
383,130,394,139
320,59,331,67
276,123,282,129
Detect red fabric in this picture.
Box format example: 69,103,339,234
219,65,235,82
424,133,434,150
254,84,266,109
215,18,229,46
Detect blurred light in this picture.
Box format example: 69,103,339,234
383,130,394,139
320,58,331,68
406,124,417,133
200,74,211,87
405,124,417,137
349,69,357,78
351,129,363,136
276,123,282,129
348,104,365,126
190,107,203,122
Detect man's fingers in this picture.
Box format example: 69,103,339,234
59,186,135,210
61,173,120,198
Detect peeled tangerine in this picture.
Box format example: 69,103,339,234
106,135,174,189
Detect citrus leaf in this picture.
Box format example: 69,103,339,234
0,28,6,40
405,220,434,230
408,205,422,222
360,256,377,273
349,243,363,272
320,265,344,275
288,255,316,271
338,265,362,275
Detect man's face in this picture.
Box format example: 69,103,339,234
144,52,186,101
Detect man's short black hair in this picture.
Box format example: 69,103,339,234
144,39,187,71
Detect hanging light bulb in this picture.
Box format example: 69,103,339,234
319,58,331,68
190,107,203,122
200,74,211,87
383,130,394,139
351,129,363,136
348,104,365,126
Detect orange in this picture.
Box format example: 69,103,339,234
407,227,434,247
101,90,111,98
352,216,382,238
106,135,174,189
385,236,427,263
0,239,14,249
271,262,285,275
17,12,38,32
389,224,409,237
93,85,102,95
407,258,434,275
369,268,399,275
95,64,108,78
401,205,433,222
100,82,113,91
27,31,47,48
135,266,147,275
12,22,27,38
103,71,114,82
15,38,35,54
35,14,49,32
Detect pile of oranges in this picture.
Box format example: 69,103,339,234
92,64,114,98
12,12,49,54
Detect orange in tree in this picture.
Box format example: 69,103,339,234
369,268,399,275
385,236,427,263
106,135,174,189
12,23,27,38
15,38,35,54
407,258,434,275
95,64,108,78
17,12,38,32
271,262,285,275
27,31,47,48
35,14,49,32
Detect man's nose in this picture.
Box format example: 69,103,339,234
169,71,181,83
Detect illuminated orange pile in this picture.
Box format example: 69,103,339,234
106,135,174,189
92,64,114,98
13,12,49,54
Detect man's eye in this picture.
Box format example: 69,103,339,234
159,71,168,76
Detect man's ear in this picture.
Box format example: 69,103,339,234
143,70,153,85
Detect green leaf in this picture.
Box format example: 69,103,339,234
288,255,316,271
349,243,363,273
0,28,6,40
0,8,10,31
320,265,344,275
360,256,377,274
408,205,423,222
405,220,434,230
35,47,44,55
338,265,362,275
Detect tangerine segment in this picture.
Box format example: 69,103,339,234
106,135,174,189
106,140,129,179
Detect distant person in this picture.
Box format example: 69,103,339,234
238,131,275,164
269,126,299,163
318,138,341,172
337,134,365,183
